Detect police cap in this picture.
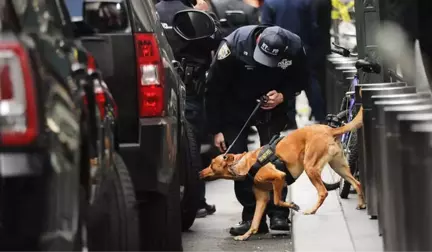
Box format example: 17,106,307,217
253,26,290,67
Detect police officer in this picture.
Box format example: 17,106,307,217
156,0,222,218
205,25,309,235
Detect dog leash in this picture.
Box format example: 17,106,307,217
223,95,268,157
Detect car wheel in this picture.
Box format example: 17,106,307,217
73,186,88,251
87,153,139,251
179,120,200,231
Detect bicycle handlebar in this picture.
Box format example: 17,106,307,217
331,42,358,57
355,59,381,74
331,47,350,57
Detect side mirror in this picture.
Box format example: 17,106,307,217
73,20,96,37
225,10,247,26
172,10,216,41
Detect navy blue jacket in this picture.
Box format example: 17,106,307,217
260,0,316,50
205,25,309,134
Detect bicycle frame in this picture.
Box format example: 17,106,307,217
340,73,358,145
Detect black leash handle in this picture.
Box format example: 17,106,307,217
223,95,268,157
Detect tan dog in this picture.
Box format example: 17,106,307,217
200,108,366,241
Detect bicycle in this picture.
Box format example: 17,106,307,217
326,43,381,198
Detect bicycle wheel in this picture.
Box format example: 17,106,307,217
336,109,359,199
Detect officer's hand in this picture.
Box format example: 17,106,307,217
261,90,284,110
214,132,227,153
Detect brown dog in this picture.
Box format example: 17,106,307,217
200,108,366,241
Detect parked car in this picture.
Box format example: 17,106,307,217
0,0,138,250
76,0,202,250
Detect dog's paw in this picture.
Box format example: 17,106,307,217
291,202,300,212
233,235,249,241
303,209,316,215
356,204,366,210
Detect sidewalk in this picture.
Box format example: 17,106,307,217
290,166,383,252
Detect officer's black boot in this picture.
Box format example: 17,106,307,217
196,202,216,218
229,220,269,236
268,188,291,231
229,205,268,236
269,216,291,231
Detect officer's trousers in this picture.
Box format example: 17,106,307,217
304,74,326,122
223,113,296,223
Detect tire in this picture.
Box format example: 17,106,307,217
336,109,359,199
179,120,200,231
87,153,139,251
73,186,87,251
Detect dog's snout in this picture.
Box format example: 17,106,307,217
199,167,214,180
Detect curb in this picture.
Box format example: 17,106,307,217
291,167,355,252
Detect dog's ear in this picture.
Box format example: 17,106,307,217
223,154,235,164
228,152,250,177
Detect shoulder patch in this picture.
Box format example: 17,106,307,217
217,43,231,60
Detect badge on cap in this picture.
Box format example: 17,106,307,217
278,59,292,69
217,43,231,60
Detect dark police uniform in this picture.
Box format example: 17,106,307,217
156,0,222,214
205,25,309,234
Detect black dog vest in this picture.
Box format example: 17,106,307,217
248,135,296,185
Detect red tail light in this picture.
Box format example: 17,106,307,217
134,33,165,117
94,86,106,119
87,54,96,73
0,42,38,146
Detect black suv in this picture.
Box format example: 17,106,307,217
0,0,138,250
76,0,201,250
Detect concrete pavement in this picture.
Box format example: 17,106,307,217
292,166,383,252
182,179,293,251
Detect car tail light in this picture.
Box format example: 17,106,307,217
94,85,106,119
87,54,97,73
0,42,38,146
134,33,164,117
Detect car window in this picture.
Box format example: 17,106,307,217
44,0,68,34
10,0,65,35
83,1,130,33
64,0,84,18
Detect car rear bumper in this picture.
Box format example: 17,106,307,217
0,153,47,250
119,117,177,195
0,153,43,177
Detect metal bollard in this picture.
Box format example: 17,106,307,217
397,115,432,251
326,59,356,113
379,104,432,251
382,110,432,251
372,97,432,238
359,86,416,218
354,82,407,200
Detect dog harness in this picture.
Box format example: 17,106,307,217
248,135,296,185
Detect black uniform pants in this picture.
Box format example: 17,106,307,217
223,112,295,223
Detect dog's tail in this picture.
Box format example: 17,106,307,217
331,106,363,137
324,181,340,191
